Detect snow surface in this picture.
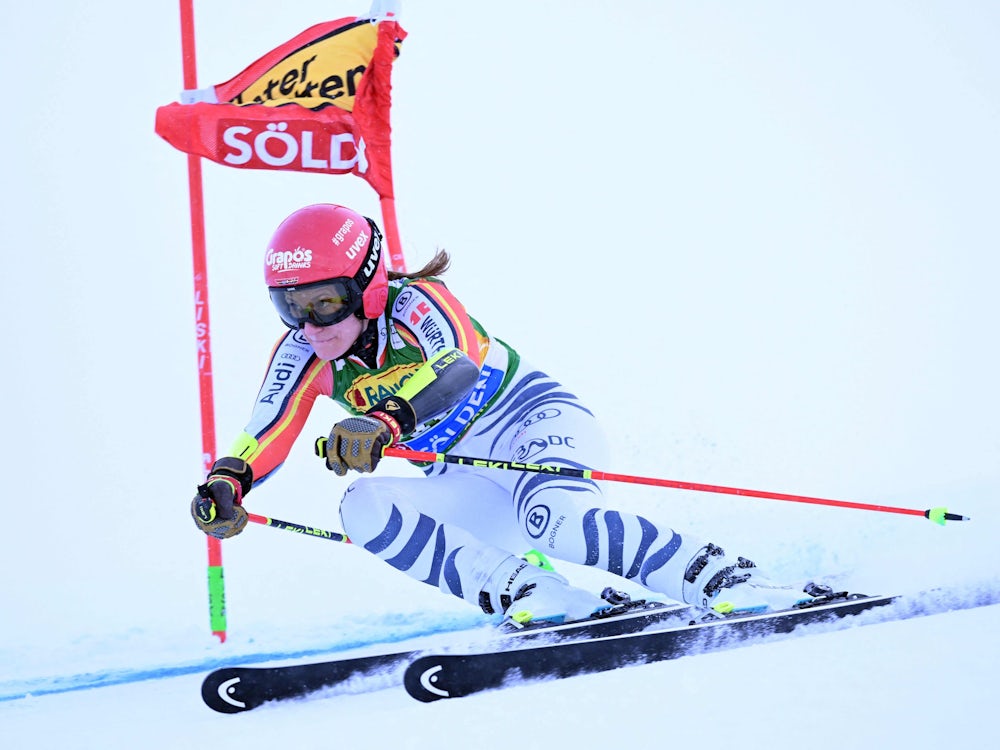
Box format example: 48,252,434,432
2,1,999,749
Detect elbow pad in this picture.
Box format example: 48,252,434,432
394,348,481,424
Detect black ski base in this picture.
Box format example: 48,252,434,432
202,650,412,714
202,584,1000,711
201,598,688,713
403,593,897,702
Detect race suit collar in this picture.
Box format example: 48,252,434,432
343,318,379,368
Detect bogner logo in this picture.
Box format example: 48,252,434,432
221,120,369,173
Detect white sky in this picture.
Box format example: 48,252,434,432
1,3,998,744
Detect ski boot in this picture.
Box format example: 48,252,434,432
479,555,612,630
684,543,831,616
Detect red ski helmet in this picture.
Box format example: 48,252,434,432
264,204,388,323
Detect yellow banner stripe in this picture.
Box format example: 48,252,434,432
231,22,378,111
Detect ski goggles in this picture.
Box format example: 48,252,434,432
268,278,363,329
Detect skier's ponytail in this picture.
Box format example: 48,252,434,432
388,249,451,282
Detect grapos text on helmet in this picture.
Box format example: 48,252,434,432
265,247,313,272
331,218,355,246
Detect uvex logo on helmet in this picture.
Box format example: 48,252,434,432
360,237,379,280
343,228,370,261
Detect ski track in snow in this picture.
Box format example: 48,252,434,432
0,612,490,702
5,580,998,705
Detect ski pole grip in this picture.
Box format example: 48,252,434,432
315,436,328,458
316,437,438,464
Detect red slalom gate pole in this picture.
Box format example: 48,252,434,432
380,195,407,273
178,0,227,642
381,447,970,526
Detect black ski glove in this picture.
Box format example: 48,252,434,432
322,398,415,476
191,457,253,539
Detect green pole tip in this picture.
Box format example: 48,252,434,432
524,549,556,571
925,507,947,526
207,566,227,631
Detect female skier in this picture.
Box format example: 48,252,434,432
192,203,824,626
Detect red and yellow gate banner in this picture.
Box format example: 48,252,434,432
156,13,405,199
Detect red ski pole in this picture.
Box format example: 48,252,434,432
375,446,970,526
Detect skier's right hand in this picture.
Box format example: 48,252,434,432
191,457,253,540
322,413,400,476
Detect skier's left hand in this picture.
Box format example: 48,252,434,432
191,457,253,539
323,413,399,476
